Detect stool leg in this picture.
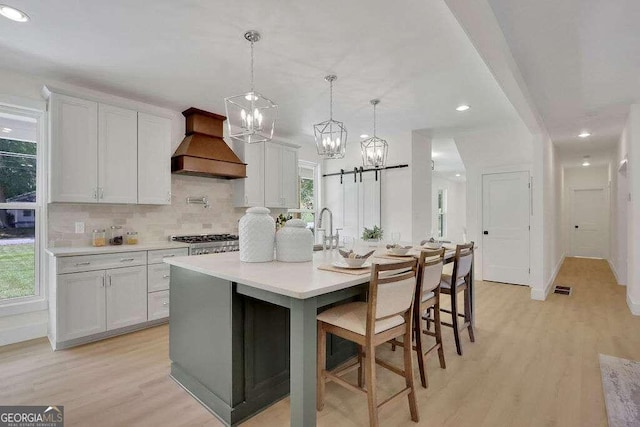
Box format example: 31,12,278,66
451,289,462,356
317,322,326,411
365,342,379,427
434,298,446,369
404,313,419,422
425,307,432,331
414,307,428,388
464,286,475,343
358,345,364,388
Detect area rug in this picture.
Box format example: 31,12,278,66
599,354,640,427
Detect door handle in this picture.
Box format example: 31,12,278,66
574,225,579,229
483,231,488,235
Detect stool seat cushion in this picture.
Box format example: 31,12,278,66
440,274,466,289
317,302,405,336
421,291,435,302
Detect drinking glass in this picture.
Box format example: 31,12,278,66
342,236,356,252
391,232,401,245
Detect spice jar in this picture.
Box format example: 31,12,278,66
92,229,106,247
109,226,124,245
125,231,138,245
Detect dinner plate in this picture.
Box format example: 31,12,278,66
332,260,372,269
385,251,414,258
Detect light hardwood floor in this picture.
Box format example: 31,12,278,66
1,257,638,426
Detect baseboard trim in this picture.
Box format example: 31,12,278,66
0,322,47,347
531,254,565,301
607,259,625,286
627,294,640,316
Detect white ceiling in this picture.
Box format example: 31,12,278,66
487,0,640,150
432,138,465,181
0,0,520,141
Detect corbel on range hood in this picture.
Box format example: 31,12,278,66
171,108,247,179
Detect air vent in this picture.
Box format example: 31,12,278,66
554,285,572,296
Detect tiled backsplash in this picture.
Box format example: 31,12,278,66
48,175,247,247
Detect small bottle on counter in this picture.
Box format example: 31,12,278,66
125,231,138,245
109,225,124,245
92,229,106,247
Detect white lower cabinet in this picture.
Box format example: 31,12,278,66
105,266,148,330
50,247,186,349
148,290,170,321
57,270,107,342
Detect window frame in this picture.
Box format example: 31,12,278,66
0,101,48,315
437,188,447,239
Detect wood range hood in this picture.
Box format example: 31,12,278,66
171,108,247,179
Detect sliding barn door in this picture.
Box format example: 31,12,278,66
342,173,381,240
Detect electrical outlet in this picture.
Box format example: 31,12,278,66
75,222,85,234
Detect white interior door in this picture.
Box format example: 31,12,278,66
482,171,530,285
570,188,608,258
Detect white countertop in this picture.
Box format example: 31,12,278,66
46,241,190,257
164,251,389,300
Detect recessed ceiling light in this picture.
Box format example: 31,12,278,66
456,105,470,112
359,134,369,139
455,173,461,177
582,155,591,167
1,127,12,133
0,5,29,22
578,131,591,138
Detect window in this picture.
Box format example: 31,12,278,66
437,189,447,239
289,160,320,239
0,110,41,305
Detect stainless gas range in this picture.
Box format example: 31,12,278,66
170,234,239,255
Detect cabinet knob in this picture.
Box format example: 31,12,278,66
162,274,170,279
75,261,91,266
162,302,169,306
92,188,98,199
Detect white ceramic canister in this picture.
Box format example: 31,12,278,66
276,219,314,262
239,207,276,262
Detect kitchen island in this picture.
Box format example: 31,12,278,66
165,251,375,427
165,248,473,426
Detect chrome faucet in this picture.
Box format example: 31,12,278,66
317,207,341,250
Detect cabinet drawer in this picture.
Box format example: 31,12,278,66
58,251,147,274
148,263,170,292
147,248,188,264
148,290,170,321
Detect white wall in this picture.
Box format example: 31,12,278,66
560,165,610,258
611,124,630,285
621,105,640,314
432,174,466,242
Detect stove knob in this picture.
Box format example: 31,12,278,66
202,249,209,254
221,247,228,253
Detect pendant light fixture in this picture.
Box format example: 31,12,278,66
313,75,347,159
225,30,277,144
361,99,388,168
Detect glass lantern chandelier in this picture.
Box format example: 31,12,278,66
361,99,388,168
313,75,347,159
225,31,277,144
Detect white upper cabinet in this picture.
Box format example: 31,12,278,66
233,141,265,207
138,112,172,205
235,141,299,209
49,93,99,203
47,89,173,205
98,104,138,204
280,145,299,209
264,143,284,207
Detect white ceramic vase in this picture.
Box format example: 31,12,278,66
276,219,314,262
239,207,275,263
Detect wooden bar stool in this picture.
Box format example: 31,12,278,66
317,259,420,426
391,249,446,388
439,242,475,356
